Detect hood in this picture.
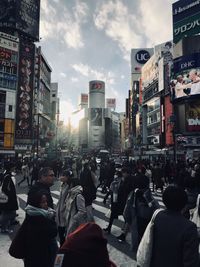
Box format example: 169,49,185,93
25,205,56,219
58,223,117,267
69,185,83,195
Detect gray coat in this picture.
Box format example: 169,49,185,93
64,185,87,236
150,209,199,267
56,182,70,227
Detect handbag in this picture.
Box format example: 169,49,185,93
0,176,8,203
191,194,200,237
137,209,162,267
9,221,27,259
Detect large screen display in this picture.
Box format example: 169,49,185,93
171,53,200,100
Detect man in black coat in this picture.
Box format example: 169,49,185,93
27,167,55,209
150,185,199,267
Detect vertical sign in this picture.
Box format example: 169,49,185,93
15,39,35,141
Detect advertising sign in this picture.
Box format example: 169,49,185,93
91,108,102,126
0,0,40,41
15,40,35,141
0,35,19,52
81,93,88,104
173,0,200,43
0,34,19,90
106,98,116,109
186,100,200,132
89,80,105,94
171,53,200,100
131,48,153,74
173,0,200,23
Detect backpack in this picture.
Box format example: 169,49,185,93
136,189,160,220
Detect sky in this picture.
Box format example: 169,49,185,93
38,0,175,122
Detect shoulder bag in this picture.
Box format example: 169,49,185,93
191,194,200,237
136,209,163,267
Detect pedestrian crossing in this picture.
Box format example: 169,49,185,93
13,187,164,267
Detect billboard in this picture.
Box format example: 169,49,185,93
186,100,200,132
15,40,35,141
89,80,105,93
173,0,200,43
90,108,102,126
81,93,88,104
0,33,19,90
171,53,200,100
106,98,116,109
0,0,40,41
131,48,153,74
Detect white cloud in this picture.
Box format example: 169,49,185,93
71,77,79,83
138,0,173,46
72,63,116,85
40,0,89,49
72,63,90,76
94,0,143,60
60,72,66,78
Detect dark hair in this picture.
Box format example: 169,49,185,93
4,161,15,171
38,167,53,180
121,167,131,174
28,190,46,208
62,170,73,177
70,178,80,187
162,185,188,212
115,171,122,177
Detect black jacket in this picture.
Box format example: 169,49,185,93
0,171,18,211
23,215,57,267
27,182,54,209
150,209,199,267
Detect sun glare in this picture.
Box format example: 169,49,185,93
70,109,84,129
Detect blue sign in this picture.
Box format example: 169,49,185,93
173,0,200,24
135,50,150,64
173,53,200,73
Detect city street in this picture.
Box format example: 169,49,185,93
0,174,164,267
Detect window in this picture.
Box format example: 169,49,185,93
8,105,12,112
52,94,56,97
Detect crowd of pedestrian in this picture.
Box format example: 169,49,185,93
0,154,200,266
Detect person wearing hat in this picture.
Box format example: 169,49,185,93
56,170,73,246
54,223,117,267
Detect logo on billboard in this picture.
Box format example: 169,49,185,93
91,82,103,90
135,50,151,64
186,100,200,132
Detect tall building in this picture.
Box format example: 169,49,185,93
0,1,41,159
88,80,105,149
129,48,153,152
33,46,53,157
141,42,173,151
